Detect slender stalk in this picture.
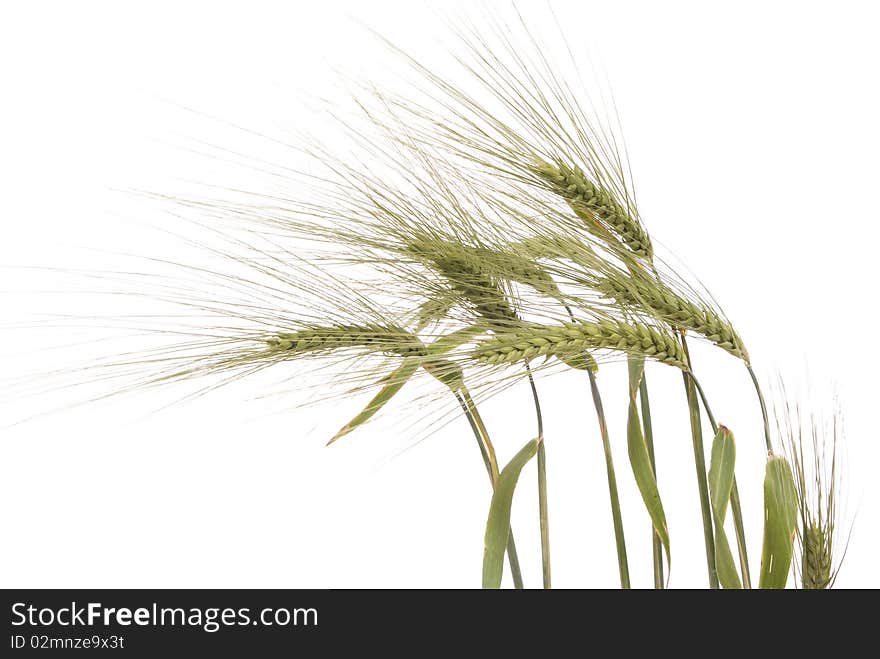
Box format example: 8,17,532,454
457,389,524,589
536,440,550,589
680,334,719,588
562,305,630,588
525,365,551,590
588,369,631,588
689,374,752,589
747,365,774,453
639,375,663,589
460,389,499,480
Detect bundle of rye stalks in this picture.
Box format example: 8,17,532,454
39,11,846,589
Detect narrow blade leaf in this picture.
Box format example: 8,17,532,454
421,358,464,392
708,427,737,518
558,350,598,373
715,529,742,589
328,358,420,444
626,357,671,569
759,455,799,589
708,427,742,589
482,438,541,589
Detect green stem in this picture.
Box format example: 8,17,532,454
639,375,663,589
562,304,629,588
747,365,774,453
525,366,551,590
460,389,499,479
457,389,524,589
588,369,631,589
680,335,719,589
689,373,752,589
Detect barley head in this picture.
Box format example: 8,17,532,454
777,393,846,590
472,247,563,300
472,320,688,370
267,325,428,358
801,524,834,589
406,240,519,328
535,160,653,259
596,276,749,363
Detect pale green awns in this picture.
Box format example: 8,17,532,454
777,398,845,589
415,289,461,331
264,322,477,443
509,230,749,363
407,243,517,328
266,323,469,393
594,274,749,363
404,237,563,329
266,325,428,359
405,239,611,375
473,320,688,371
801,524,834,590
535,160,652,260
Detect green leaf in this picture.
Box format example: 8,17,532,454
482,438,541,589
708,427,736,518
557,350,599,373
715,530,742,589
421,358,464,392
626,357,671,570
708,427,742,589
328,358,420,444
421,326,484,392
759,455,799,589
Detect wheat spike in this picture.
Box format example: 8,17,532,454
406,240,519,327
535,160,653,259
269,325,478,395
473,320,688,370
776,391,845,590
801,524,833,589
267,325,427,358
471,247,562,300
597,276,749,363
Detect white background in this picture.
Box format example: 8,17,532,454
1,1,878,588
